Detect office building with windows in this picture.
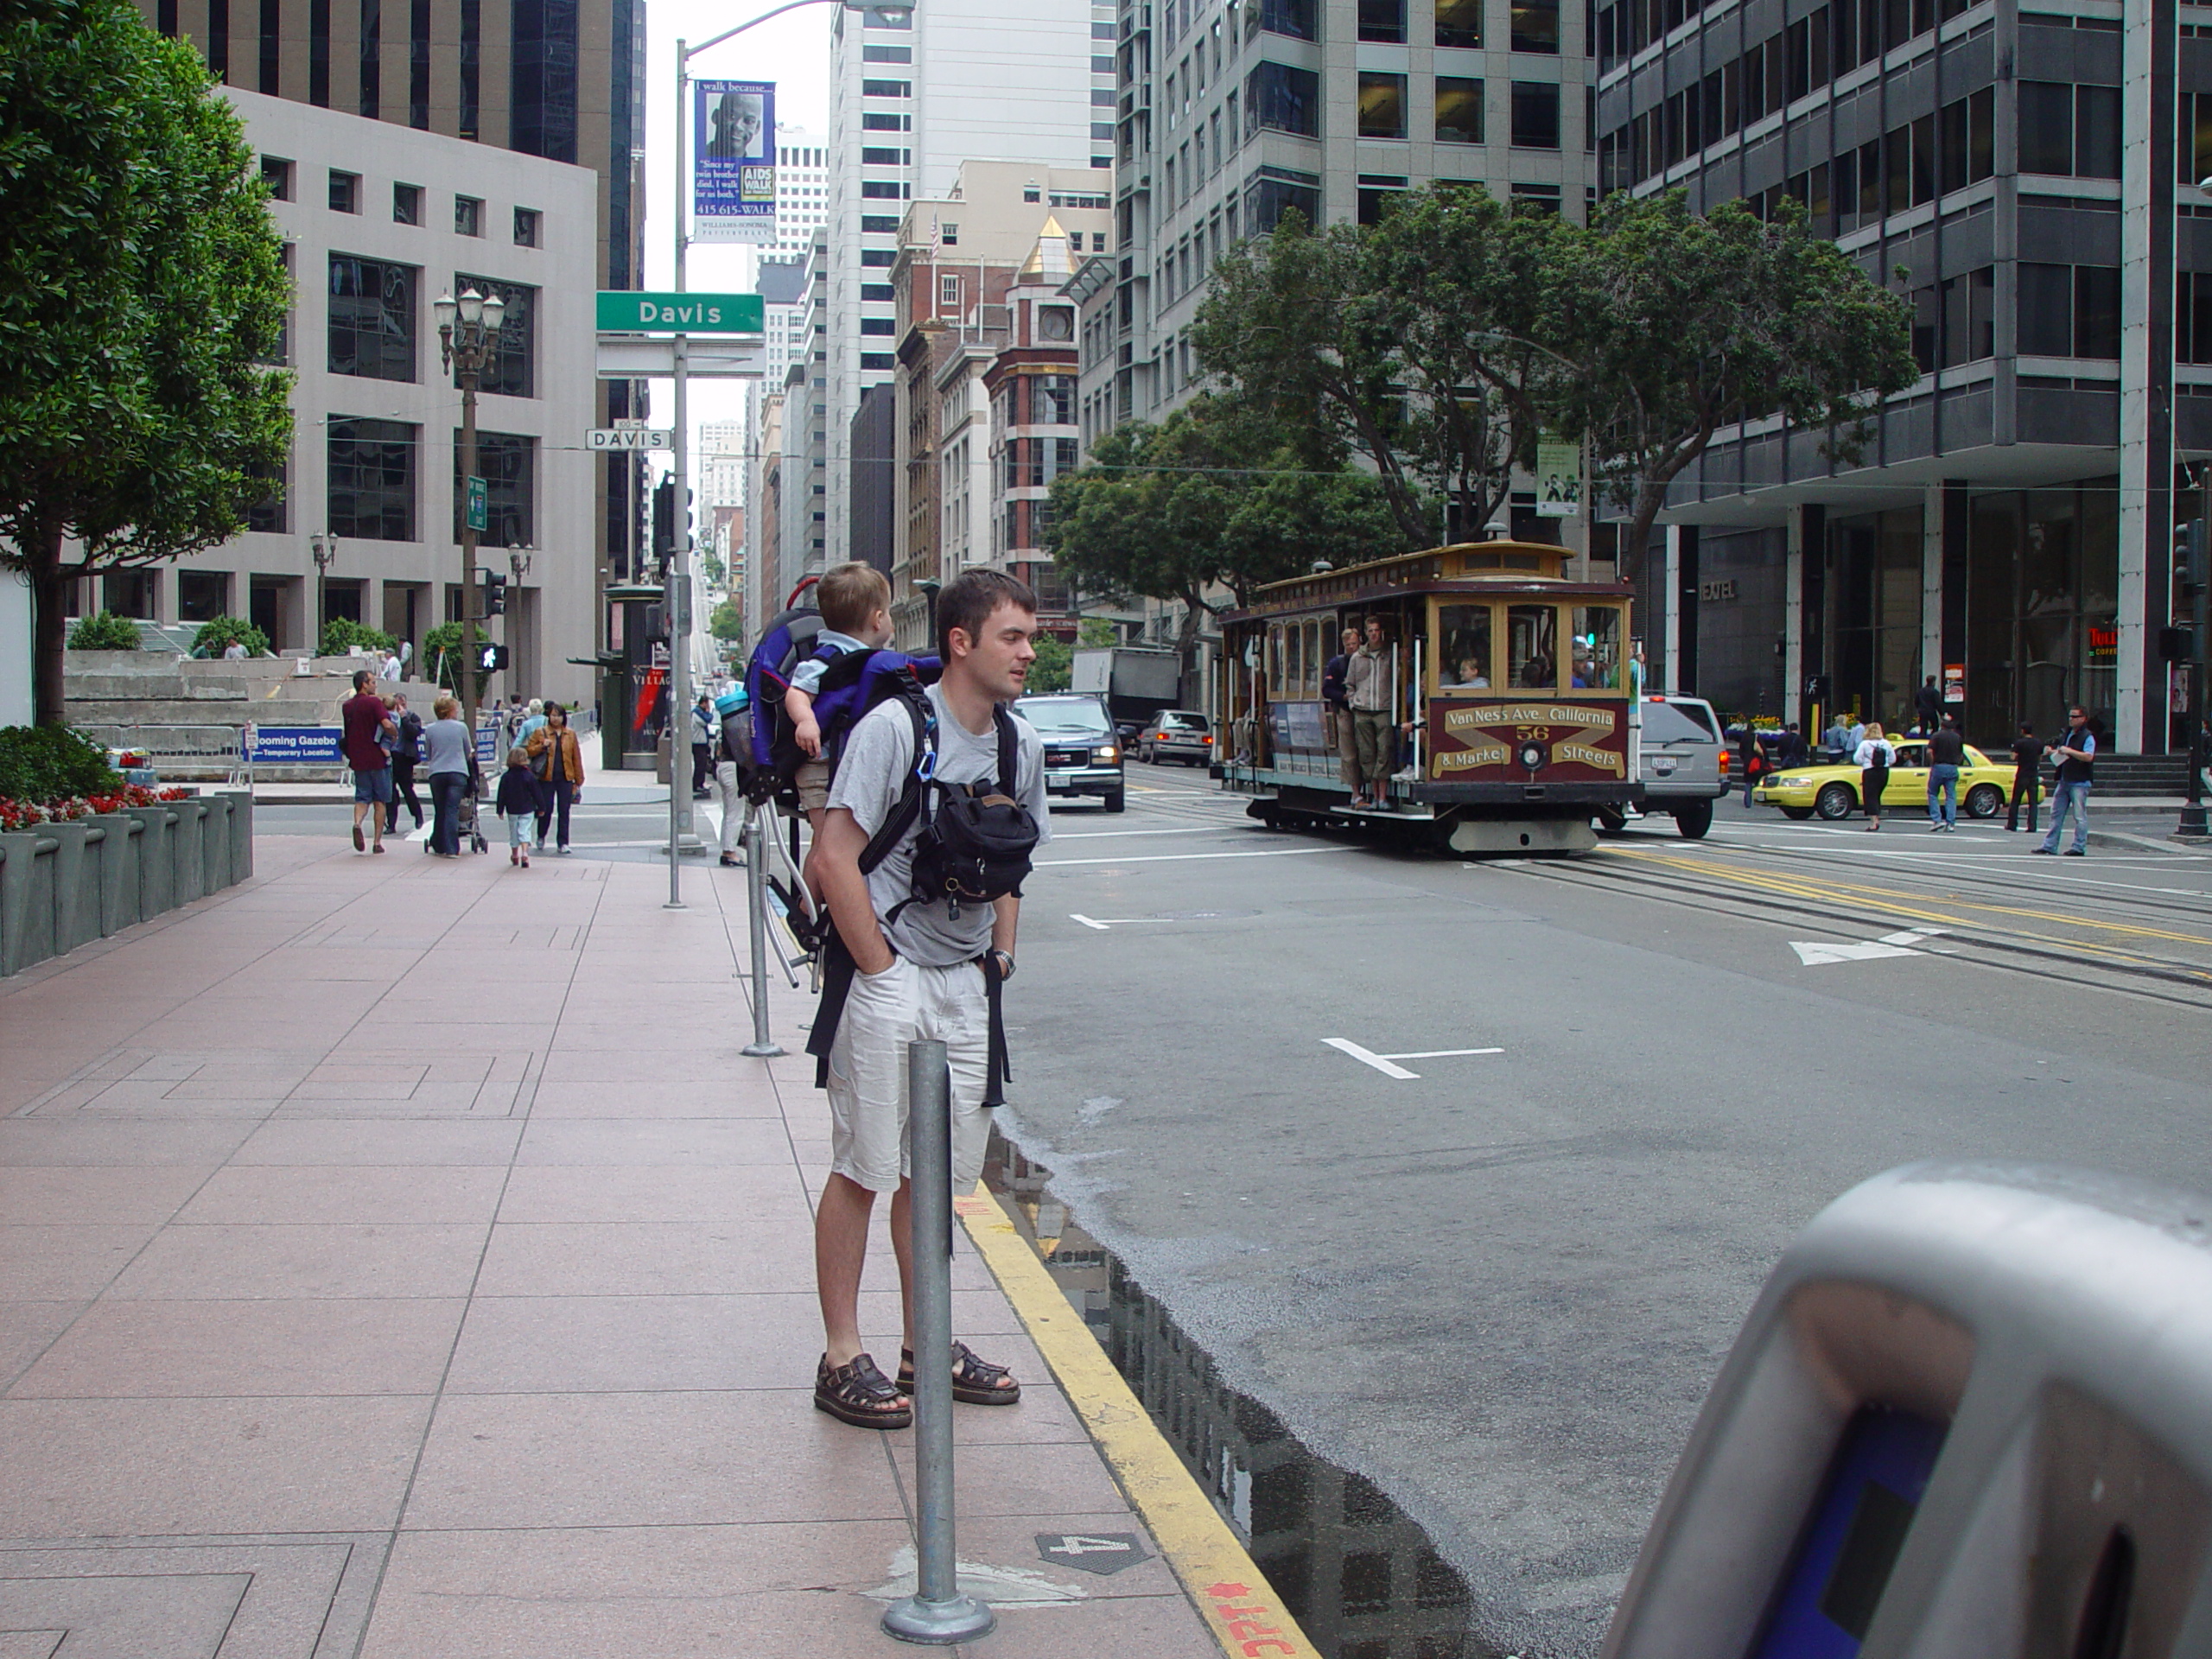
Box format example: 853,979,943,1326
1084,0,1595,439
1597,0,2202,752
823,0,1117,566
97,90,601,703
775,230,834,602
143,0,651,607
772,125,832,257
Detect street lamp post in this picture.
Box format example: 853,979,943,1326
309,532,338,652
435,287,507,738
664,0,911,908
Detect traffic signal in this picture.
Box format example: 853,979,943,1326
475,642,511,673
652,479,674,563
480,569,508,616
1803,674,1830,702
2177,520,2208,601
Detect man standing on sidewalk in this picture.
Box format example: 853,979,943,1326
340,668,396,854
1915,674,1943,735
2005,721,2044,833
2035,706,2095,856
1345,617,1396,809
805,568,1049,1429
690,693,716,801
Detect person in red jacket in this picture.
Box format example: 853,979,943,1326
339,668,396,854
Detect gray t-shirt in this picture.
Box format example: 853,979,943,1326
828,683,1051,968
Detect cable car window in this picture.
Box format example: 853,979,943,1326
1438,603,1492,686
1268,622,1286,696
1306,620,1324,696
1572,605,1623,689
1507,604,1560,689
1286,622,1304,697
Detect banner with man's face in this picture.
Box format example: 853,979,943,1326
695,79,775,244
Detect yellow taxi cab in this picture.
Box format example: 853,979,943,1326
1752,737,2016,821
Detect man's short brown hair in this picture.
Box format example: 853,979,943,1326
817,562,892,634
939,569,1037,659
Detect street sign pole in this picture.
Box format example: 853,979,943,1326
666,35,693,910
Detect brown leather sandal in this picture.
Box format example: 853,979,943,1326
814,1352,912,1429
898,1341,1020,1406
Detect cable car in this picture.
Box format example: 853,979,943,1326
1218,538,1637,855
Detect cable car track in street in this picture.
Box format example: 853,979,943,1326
1508,840,2212,1010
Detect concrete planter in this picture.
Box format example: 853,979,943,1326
0,795,254,976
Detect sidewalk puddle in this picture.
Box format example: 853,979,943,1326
983,1128,1494,1659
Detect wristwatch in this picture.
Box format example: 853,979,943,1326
990,949,1016,981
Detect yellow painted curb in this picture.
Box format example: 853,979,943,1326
956,1184,1323,1659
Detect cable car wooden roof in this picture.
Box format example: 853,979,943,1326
1229,539,1633,620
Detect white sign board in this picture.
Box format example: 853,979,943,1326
587,427,675,451
595,336,766,380
1535,436,1582,519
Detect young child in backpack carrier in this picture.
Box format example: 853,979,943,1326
495,747,539,867
783,563,899,897
802,568,1050,1431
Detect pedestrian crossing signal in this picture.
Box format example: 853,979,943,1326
475,642,511,673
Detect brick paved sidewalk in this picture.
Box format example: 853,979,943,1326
0,836,1214,1658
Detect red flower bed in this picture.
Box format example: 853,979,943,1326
0,785,194,831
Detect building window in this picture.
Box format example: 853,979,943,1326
1246,167,1321,232
327,254,418,382
327,417,418,541
1435,0,1481,46
1510,81,1560,149
1357,0,1405,41
1510,0,1559,53
861,213,900,232
861,181,908,199
1248,61,1320,138
178,570,232,623
1037,374,1076,423
942,222,959,244
1938,266,1995,366
863,111,906,130
862,284,896,302
454,194,482,235
861,317,896,335
1938,88,1995,194
328,168,359,212
454,273,535,397
861,145,906,164
1358,175,1408,223
861,352,896,370
513,206,539,246
861,78,912,96
861,248,896,266
452,430,533,545
1436,76,1484,143
392,181,421,224
1259,0,1316,40
861,42,912,60
262,156,294,200
245,455,288,532
2019,81,2120,179
2019,263,2121,358
940,274,963,307
1357,73,1408,137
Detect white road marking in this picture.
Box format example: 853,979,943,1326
1049,826,1227,839
1324,1038,1503,1079
1034,846,1351,868
1068,914,1113,930
1789,930,1948,965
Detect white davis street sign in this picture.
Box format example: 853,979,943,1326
588,428,674,451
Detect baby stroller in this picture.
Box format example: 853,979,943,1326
457,757,490,854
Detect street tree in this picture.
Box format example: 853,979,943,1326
709,599,745,642
1193,188,1582,547
0,0,292,723
1552,191,1918,585
1046,397,1404,653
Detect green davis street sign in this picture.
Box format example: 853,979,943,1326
596,290,764,334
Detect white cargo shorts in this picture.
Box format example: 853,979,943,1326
824,955,991,1195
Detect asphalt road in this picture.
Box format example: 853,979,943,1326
994,762,2212,1657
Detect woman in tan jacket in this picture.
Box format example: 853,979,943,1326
525,702,586,855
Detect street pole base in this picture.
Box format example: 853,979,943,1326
741,1040,786,1058
880,1594,995,1645
2177,807,2210,838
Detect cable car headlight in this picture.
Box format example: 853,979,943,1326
1517,740,1548,771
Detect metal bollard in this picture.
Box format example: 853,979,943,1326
881,1039,995,1646
740,809,784,1058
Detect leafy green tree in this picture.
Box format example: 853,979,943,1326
1047,396,1404,652
1077,617,1120,648
1027,632,1074,694
67,611,141,650
421,621,490,698
709,599,746,642
0,0,292,723
1551,192,1918,583
0,724,119,802
191,615,269,657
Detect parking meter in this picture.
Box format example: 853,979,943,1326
1602,1163,2212,1659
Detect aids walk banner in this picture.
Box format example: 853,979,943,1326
694,79,776,245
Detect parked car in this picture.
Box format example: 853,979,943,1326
1017,693,1124,812
1135,709,1213,765
1754,738,2013,821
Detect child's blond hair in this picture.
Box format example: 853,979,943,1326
817,562,892,634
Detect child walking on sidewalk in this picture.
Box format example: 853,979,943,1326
495,747,539,867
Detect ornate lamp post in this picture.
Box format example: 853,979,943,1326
434,287,507,734
308,531,338,651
